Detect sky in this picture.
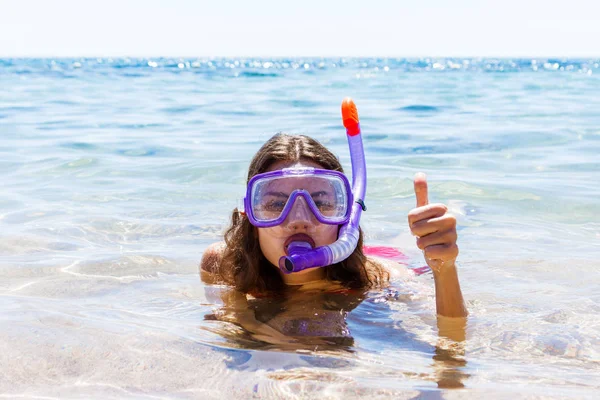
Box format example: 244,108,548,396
1,0,599,58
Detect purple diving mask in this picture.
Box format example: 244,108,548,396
244,167,353,228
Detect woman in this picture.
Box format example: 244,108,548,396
201,133,467,319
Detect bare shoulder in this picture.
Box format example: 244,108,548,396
200,242,226,283
366,256,413,280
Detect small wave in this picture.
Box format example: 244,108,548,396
370,141,502,156
116,148,160,157
1,105,42,113
214,109,256,117
364,134,389,142
183,119,206,125
120,72,147,78
523,84,543,91
60,142,99,151
111,62,146,69
37,123,96,131
99,122,168,130
161,106,199,115
45,99,78,106
288,99,320,108
238,71,280,78
397,105,440,113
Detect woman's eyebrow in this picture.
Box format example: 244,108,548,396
264,191,288,197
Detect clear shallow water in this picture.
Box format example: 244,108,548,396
1,58,600,399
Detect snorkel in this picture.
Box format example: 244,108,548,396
279,98,367,273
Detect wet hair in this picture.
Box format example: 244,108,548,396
219,133,389,294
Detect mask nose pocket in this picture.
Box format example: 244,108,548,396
285,195,316,229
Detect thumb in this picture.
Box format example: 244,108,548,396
414,172,429,207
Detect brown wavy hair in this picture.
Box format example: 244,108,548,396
219,133,389,294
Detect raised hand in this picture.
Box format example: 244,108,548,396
408,172,458,273
408,173,467,317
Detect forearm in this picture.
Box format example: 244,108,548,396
433,263,468,318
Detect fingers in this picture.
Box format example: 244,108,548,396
423,243,459,261
416,228,458,250
414,172,429,208
410,212,456,237
408,203,448,226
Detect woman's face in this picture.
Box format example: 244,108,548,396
256,160,339,283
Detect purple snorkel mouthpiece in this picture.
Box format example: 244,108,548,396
280,241,328,273
279,98,367,273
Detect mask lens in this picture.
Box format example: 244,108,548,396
251,181,287,222
310,177,347,219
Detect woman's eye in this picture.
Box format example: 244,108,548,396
315,200,334,211
264,199,286,211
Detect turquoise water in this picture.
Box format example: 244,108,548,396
1,58,600,398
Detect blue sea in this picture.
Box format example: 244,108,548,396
1,58,599,399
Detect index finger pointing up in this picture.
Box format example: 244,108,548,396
414,172,429,207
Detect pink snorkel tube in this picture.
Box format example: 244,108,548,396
279,98,367,273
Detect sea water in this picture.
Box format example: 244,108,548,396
1,58,599,399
